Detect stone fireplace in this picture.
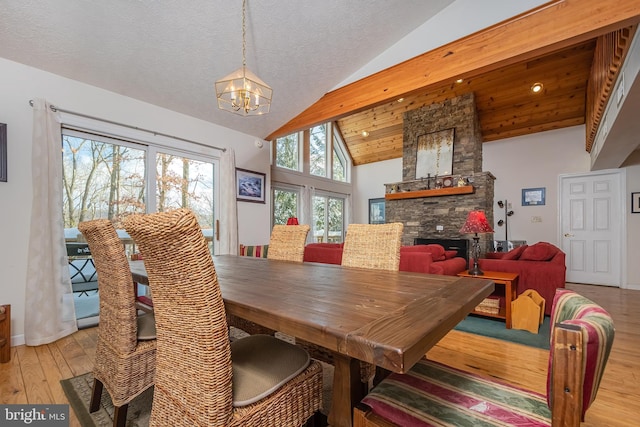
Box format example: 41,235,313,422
384,93,494,257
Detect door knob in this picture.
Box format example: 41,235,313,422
564,233,574,237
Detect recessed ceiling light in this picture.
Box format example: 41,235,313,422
455,78,464,84
361,131,370,137
397,98,404,103
531,82,544,94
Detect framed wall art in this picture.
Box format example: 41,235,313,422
236,168,266,203
632,192,640,213
522,187,545,206
0,123,6,182
369,198,386,224
415,128,454,179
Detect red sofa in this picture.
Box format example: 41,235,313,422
303,243,467,276
477,242,566,315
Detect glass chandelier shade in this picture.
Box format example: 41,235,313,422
215,0,272,116
215,66,272,116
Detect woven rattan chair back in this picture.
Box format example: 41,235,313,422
341,223,403,271
123,209,233,426
78,219,156,427
124,209,323,427
267,224,311,262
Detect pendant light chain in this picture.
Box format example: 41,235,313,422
242,0,247,69
214,0,272,115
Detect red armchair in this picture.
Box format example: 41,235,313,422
477,242,566,315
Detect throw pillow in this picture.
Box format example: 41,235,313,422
400,244,446,261
519,242,557,261
502,245,528,260
239,244,269,258
444,250,458,259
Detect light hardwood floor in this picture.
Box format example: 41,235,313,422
1,283,638,427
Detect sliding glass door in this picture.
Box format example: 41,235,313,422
62,129,219,326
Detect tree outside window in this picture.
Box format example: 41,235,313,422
275,133,299,171
310,124,327,177
313,194,344,243
273,188,298,225
62,132,216,250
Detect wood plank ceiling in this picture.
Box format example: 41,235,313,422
338,41,595,165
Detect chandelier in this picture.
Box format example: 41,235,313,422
215,0,272,116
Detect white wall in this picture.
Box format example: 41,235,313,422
622,151,640,289
483,126,591,246
0,58,272,344
352,158,402,224
352,125,640,288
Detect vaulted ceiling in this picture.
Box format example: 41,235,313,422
268,0,640,167
336,41,596,165
2,1,640,168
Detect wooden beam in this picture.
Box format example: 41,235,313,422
266,0,640,141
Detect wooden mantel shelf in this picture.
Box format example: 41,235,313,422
385,185,474,200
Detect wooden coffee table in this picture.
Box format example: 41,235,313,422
457,270,519,328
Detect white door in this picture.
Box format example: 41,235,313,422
559,170,624,286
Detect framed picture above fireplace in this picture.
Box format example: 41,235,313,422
415,128,454,179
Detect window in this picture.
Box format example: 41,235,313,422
272,121,349,182
271,121,351,242
309,124,327,177
155,151,215,231
273,187,299,225
332,132,347,182
313,194,345,243
62,132,147,230
63,128,219,324
62,129,218,254
275,133,299,171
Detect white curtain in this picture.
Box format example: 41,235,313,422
346,193,353,225
24,99,78,346
219,148,238,255
301,185,315,244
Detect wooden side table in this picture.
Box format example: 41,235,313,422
0,304,10,363
457,271,519,328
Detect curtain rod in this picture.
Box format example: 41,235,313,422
28,100,226,152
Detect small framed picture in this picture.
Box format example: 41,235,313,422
236,168,266,203
522,187,545,206
632,192,640,213
369,198,386,224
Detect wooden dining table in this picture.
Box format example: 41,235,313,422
130,255,494,427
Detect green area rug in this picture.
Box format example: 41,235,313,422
61,328,334,426
62,367,334,427
454,314,551,350
61,372,151,427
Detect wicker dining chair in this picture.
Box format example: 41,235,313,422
228,224,311,336
77,220,156,427
267,224,311,262
341,223,404,271
123,209,323,427
341,223,404,388
296,223,405,392
354,289,615,427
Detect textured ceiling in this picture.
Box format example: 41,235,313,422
0,0,456,139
